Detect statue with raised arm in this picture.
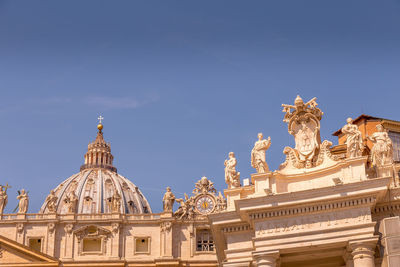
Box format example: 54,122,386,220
251,133,271,173
224,152,240,188
367,124,393,167
341,118,363,158
0,184,10,215
162,187,175,212
17,189,29,213
45,190,58,213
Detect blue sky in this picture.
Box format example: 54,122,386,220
0,1,399,213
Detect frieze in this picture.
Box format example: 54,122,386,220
250,196,376,220
255,208,371,237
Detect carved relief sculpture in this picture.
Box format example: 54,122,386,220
174,177,226,220
341,118,363,158
251,133,271,173
162,187,175,212
0,184,10,215
280,95,337,170
65,191,78,213
224,152,241,188
174,193,194,220
45,190,58,213
215,191,227,212
17,189,29,213
367,124,394,166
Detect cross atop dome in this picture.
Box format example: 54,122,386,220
80,117,116,172
97,115,104,132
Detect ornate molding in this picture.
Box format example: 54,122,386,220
160,221,172,233
111,223,120,235
16,223,24,234
249,196,376,220
222,224,251,233
64,223,74,235
73,225,112,242
48,222,56,235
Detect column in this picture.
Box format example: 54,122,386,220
343,250,354,267
349,241,376,267
253,250,279,267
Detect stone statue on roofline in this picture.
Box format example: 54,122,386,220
162,187,175,212
174,193,194,220
251,133,271,173
367,124,393,167
17,189,29,214
279,95,338,172
224,152,241,188
0,184,10,215
341,117,364,158
45,190,58,213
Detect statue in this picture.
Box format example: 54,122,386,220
367,124,393,167
251,133,271,173
0,184,10,214
280,96,337,171
341,118,363,158
17,189,29,213
174,193,194,220
224,152,241,188
162,187,175,212
111,191,121,213
65,191,78,213
215,191,227,211
45,190,58,213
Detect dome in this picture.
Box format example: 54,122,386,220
40,120,152,214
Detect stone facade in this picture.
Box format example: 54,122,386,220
0,98,400,267
209,96,400,267
0,120,221,266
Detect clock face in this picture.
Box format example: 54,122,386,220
195,195,215,214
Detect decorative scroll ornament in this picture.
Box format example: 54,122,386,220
280,96,337,170
174,177,226,220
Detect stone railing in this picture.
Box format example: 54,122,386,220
0,213,161,222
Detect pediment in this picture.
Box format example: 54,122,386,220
0,235,58,266
73,225,112,241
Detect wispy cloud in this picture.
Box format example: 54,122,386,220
84,94,159,110
0,94,159,114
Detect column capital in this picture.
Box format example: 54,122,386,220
348,237,378,265
253,250,280,267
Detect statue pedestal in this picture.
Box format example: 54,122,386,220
377,164,397,187
160,211,173,218
251,172,274,196
224,186,254,211
16,214,26,220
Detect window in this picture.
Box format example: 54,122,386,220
134,237,150,254
82,238,102,253
389,131,400,162
196,229,214,252
28,238,42,252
